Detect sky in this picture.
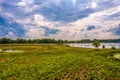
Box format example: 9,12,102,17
0,0,120,40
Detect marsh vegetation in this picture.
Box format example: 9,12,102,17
0,44,120,80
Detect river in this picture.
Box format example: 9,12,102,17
67,43,120,49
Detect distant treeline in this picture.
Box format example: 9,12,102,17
0,38,120,44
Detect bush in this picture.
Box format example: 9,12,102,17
102,45,105,49
111,46,116,49
92,40,101,49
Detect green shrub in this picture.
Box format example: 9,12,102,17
111,46,116,49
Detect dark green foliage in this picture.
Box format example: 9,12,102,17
92,40,101,49
0,38,11,44
102,45,105,49
0,38,120,44
111,46,116,49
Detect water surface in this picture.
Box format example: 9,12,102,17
67,43,120,48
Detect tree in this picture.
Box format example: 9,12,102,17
1,38,11,44
102,45,105,49
92,40,101,49
111,46,116,49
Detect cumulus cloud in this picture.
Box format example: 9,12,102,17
91,1,97,8
0,0,120,40
25,27,45,39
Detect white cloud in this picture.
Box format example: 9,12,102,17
4,32,16,38
17,0,33,7
62,5,120,40
2,0,120,40
17,1,26,6
91,2,97,8
3,12,14,18
25,27,45,38
0,7,1,12
22,7,120,40
21,0,33,5
33,14,60,28
72,0,77,5
16,0,37,13
8,32,14,35
18,14,60,38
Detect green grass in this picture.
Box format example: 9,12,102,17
0,44,120,80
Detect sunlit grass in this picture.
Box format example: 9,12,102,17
0,44,120,80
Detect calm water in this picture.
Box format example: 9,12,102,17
0,49,23,53
67,43,120,49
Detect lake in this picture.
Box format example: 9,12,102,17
67,43,120,49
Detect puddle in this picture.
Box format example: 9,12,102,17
113,54,120,59
0,49,23,53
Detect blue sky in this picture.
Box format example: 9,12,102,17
0,0,120,40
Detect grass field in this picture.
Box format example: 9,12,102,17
0,44,120,80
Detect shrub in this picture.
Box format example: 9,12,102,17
111,46,116,49
92,41,101,49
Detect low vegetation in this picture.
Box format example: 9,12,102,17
0,44,120,80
